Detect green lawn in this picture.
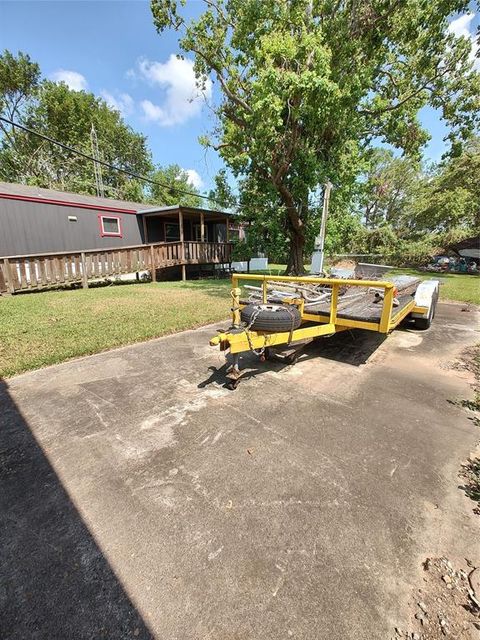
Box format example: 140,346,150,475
0,279,231,378
1,268,478,378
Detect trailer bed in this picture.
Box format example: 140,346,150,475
306,293,414,324
241,275,422,325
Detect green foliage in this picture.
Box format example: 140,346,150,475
231,238,255,262
324,198,364,256
151,0,480,273
0,49,40,121
207,169,237,210
346,139,479,263
150,164,201,207
359,148,421,232
0,50,152,201
413,137,480,232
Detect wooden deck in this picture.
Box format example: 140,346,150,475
0,240,232,294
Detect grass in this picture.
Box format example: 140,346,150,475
0,279,231,378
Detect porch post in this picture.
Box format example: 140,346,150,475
179,208,186,281
150,245,157,282
200,212,205,242
142,214,149,244
226,216,231,270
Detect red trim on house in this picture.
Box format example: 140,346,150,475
0,192,139,215
98,214,123,238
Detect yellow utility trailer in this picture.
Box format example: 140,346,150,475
210,273,439,389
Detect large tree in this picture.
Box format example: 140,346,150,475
360,148,421,232
0,50,152,200
0,50,41,174
150,164,202,207
151,0,480,273
413,136,480,232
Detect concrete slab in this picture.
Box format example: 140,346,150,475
1,302,479,639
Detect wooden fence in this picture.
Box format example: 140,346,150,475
0,241,232,294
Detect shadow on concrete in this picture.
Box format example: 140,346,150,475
198,327,390,389
0,380,153,640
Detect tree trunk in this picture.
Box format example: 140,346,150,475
286,230,305,275
275,180,306,275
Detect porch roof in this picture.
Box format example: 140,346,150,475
137,205,232,222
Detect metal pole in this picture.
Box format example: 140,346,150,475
310,181,332,275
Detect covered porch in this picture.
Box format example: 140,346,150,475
139,205,232,245
138,205,233,280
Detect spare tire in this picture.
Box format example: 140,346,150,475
240,304,302,332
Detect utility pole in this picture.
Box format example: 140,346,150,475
90,124,105,198
310,180,333,275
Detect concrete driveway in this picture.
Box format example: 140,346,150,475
1,302,479,639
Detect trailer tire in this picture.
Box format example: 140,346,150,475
414,294,437,330
240,304,302,332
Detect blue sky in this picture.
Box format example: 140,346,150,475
1,1,479,195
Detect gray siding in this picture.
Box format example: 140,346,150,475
0,199,144,256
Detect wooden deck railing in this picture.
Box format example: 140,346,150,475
0,241,232,294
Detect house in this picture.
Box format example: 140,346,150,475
0,182,237,293
0,182,231,255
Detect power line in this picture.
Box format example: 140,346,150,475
0,116,234,208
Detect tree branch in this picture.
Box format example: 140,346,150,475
190,46,253,114
359,64,454,115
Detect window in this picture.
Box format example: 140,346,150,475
165,222,180,242
98,215,122,237
193,224,202,241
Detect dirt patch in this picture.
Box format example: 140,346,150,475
460,458,480,516
394,344,480,639
394,557,480,639
444,345,480,397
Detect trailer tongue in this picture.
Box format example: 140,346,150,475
209,272,439,389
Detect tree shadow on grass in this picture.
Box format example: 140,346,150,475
0,380,153,640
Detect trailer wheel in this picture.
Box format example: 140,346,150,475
414,295,437,330
240,304,302,332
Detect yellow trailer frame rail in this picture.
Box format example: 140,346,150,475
210,274,428,357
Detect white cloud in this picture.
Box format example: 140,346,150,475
50,69,88,91
137,55,212,126
448,13,479,70
448,13,475,38
140,99,163,121
101,90,134,116
184,169,203,190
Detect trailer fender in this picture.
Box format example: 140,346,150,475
411,279,440,319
